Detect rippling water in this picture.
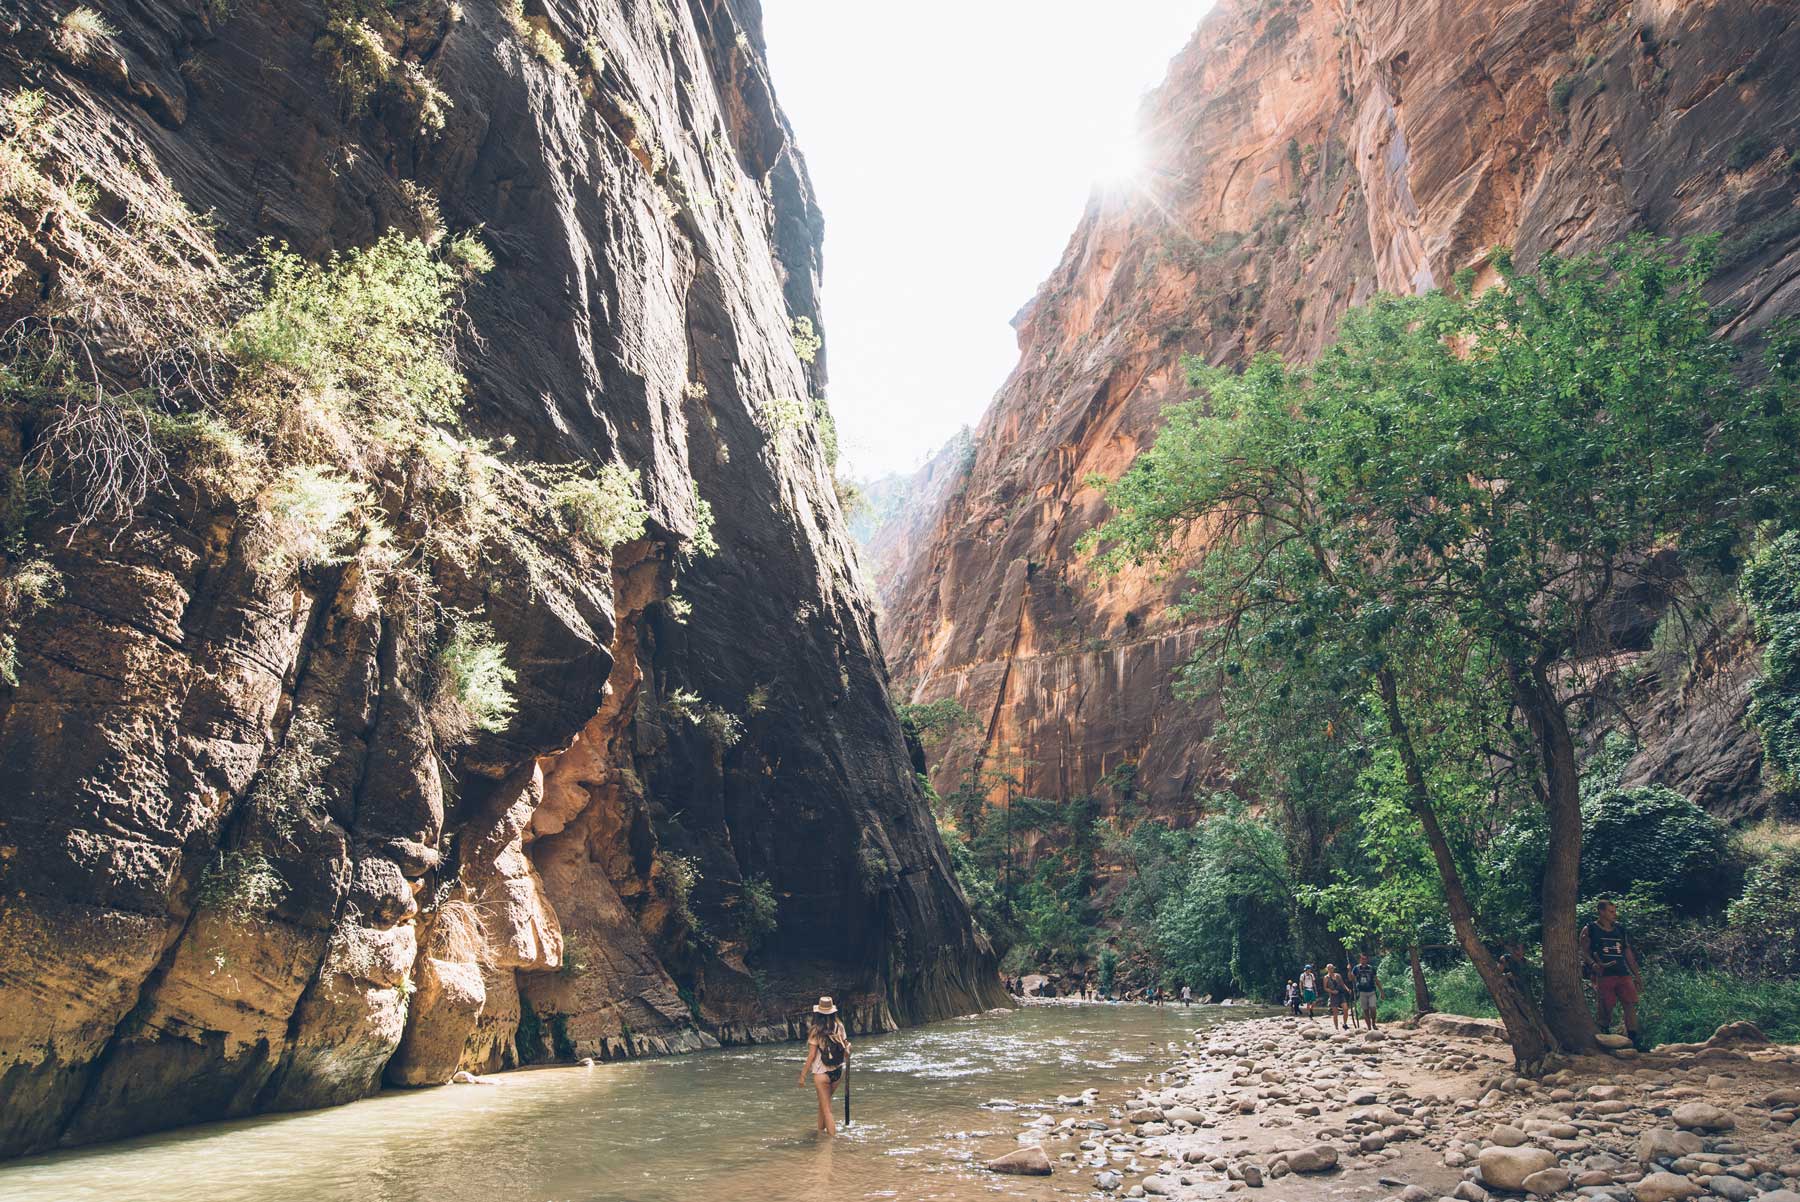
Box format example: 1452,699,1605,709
0,1002,1269,1202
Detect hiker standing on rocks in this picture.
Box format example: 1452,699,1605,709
1582,898,1643,1048
1284,979,1300,1014
1298,964,1319,1017
1352,952,1383,1031
1323,963,1349,1030
797,996,850,1136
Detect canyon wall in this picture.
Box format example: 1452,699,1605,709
874,0,1800,821
0,0,1001,1157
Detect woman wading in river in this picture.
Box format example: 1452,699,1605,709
797,996,850,1135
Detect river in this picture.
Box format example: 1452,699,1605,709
0,1002,1270,1202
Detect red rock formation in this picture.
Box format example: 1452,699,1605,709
876,0,1800,816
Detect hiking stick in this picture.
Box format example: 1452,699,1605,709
843,1059,851,1127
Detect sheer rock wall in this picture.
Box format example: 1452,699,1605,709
0,0,1000,1157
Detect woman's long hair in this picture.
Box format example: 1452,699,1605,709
809,1011,848,1061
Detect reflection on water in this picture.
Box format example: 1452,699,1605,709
0,1003,1267,1202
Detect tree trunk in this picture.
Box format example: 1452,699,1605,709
1510,663,1599,1054
1409,944,1433,1014
1378,670,1556,1069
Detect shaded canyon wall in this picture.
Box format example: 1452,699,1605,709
0,0,1001,1158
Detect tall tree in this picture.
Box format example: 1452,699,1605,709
1090,238,1795,1064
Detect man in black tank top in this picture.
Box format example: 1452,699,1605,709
1581,899,1642,1048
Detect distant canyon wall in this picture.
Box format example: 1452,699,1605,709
871,0,1800,819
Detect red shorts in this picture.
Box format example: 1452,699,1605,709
1596,975,1638,1008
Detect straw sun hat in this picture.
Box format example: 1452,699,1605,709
812,996,838,1015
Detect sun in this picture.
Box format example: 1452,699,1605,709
1094,129,1148,189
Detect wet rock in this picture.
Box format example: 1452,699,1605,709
989,1146,1054,1176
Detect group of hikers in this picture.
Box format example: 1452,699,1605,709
1001,975,1198,1005
1283,952,1385,1032
1272,898,1646,1046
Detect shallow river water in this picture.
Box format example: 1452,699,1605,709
0,1002,1270,1202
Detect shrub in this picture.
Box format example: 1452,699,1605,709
1550,73,1579,114
503,0,572,75
1579,785,1733,912
258,464,365,571
0,556,61,685
428,618,517,744
246,707,331,832
196,849,285,924
1725,846,1800,976
655,850,702,930
1742,530,1800,787
559,929,590,977
739,876,779,951
316,15,395,115
55,7,116,63
663,687,741,746
763,394,808,436
1728,134,1771,173
425,898,491,966
688,483,718,557
790,316,821,364
542,461,648,548
229,232,468,431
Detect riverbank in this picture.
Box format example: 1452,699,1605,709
989,1003,1800,1202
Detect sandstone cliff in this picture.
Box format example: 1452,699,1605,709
875,0,1800,821
0,0,1000,1157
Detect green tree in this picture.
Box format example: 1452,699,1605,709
1090,238,1795,1064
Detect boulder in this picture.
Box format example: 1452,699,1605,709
1638,1130,1704,1164
988,1146,1053,1176
1630,1172,1702,1202
1671,1103,1734,1132
1491,1125,1530,1148
1705,1176,1753,1201
1479,1146,1560,1190
1286,1145,1340,1173
1522,1168,1572,1196
1764,1088,1800,1108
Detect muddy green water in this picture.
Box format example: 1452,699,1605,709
0,1002,1270,1202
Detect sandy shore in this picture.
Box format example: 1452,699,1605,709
986,1003,1800,1202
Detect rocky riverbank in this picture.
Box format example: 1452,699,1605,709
984,1007,1800,1202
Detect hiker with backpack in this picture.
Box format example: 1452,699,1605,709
797,996,851,1135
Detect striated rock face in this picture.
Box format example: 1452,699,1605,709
0,0,1000,1157
875,0,1800,818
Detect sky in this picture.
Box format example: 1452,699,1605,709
760,1,1213,481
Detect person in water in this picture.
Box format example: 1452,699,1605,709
797,996,851,1135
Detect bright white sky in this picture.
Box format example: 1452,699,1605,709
761,1,1213,480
